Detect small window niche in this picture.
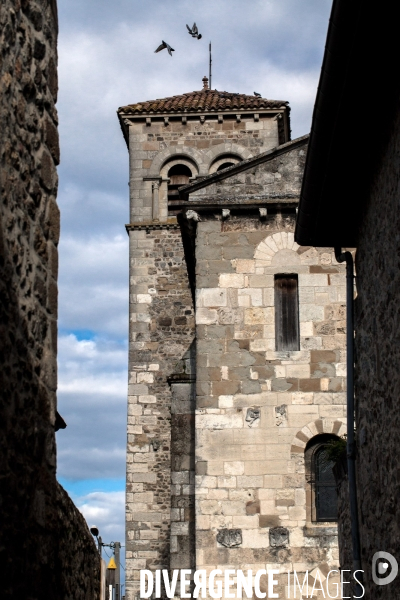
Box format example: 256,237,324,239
167,164,192,201
274,274,300,351
305,435,339,523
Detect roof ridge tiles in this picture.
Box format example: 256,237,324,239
118,88,288,115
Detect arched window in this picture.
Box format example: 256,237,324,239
209,154,243,174
216,161,235,172
305,434,338,522
167,164,192,201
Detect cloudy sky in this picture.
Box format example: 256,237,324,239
55,0,333,575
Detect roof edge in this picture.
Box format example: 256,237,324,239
179,134,309,198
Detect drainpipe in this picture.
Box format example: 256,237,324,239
334,248,363,592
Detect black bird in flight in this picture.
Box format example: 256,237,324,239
155,41,175,56
254,91,261,97
186,23,202,39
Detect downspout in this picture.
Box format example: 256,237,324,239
334,248,363,592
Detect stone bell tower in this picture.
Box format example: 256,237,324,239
118,78,346,600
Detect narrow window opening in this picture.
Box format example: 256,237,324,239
167,164,192,201
274,274,299,351
305,434,339,523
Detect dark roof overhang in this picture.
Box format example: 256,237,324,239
295,0,400,247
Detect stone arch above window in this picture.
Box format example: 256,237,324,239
290,418,346,455
254,232,301,268
209,153,243,174
204,143,253,171
159,156,198,180
165,163,194,201
149,147,203,177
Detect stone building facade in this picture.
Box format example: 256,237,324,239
0,0,100,596
119,81,347,599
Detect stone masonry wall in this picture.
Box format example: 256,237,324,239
0,0,99,596
193,201,346,598
126,225,195,600
127,113,280,222
350,103,400,598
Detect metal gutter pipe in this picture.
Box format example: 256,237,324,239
334,248,363,593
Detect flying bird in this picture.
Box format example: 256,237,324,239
254,91,261,97
154,41,175,56
186,23,202,39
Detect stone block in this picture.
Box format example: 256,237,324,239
219,501,246,516
263,475,283,488
171,522,190,535
196,412,243,429
241,529,270,548
217,476,237,488
196,308,218,324
236,475,264,488
198,288,227,307
288,506,306,521
299,274,328,287
206,461,224,475
244,461,268,475
138,395,157,404
259,515,281,528
234,259,256,273
219,395,234,408
219,273,246,288
299,304,325,322
232,515,259,529
224,461,245,475
291,392,313,404
249,275,274,287
245,307,274,325
286,364,310,379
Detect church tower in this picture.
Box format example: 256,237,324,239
118,79,346,600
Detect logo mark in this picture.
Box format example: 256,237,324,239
372,552,398,585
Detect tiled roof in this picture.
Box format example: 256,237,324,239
119,89,288,115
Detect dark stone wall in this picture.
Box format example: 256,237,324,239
126,225,195,599
0,0,100,596
333,459,352,568
351,101,400,597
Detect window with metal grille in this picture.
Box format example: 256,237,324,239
313,445,338,521
274,274,300,351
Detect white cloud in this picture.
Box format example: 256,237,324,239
58,234,128,337
75,490,125,554
57,334,127,480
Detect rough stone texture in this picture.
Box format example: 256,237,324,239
126,225,195,598
122,97,287,223
123,92,346,599
0,1,99,596
333,459,352,576
343,102,400,598
194,210,346,596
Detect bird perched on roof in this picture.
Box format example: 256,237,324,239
254,91,261,97
154,41,175,56
186,23,202,39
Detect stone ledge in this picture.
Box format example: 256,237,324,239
303,526,338,537
126,218,179,233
